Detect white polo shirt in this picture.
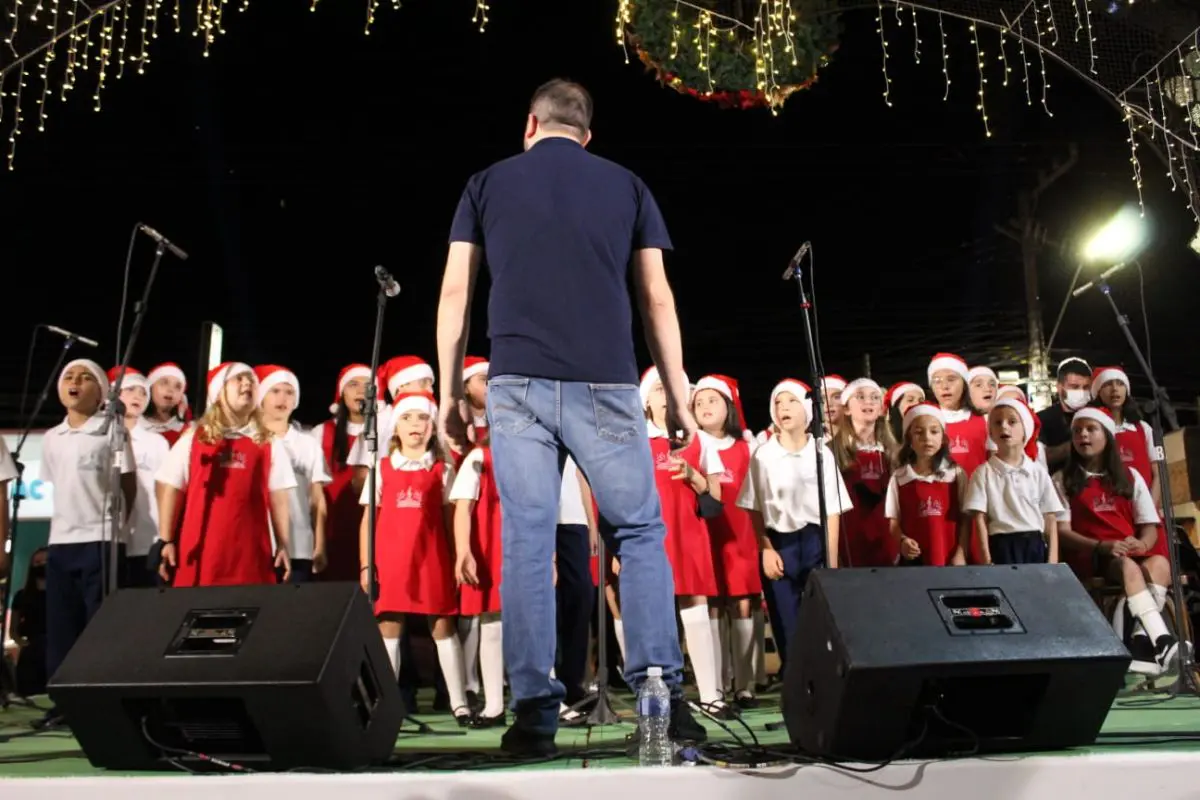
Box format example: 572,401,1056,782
358,450,456,505
126,425,171,557
448,447,486,503
963,454,1064,535
276,426,333,560
0,436,17,483
1057,469,1160,527
736,435,852,533
41,414,137,546
155,427,298,494
558,456,588,526
310,419,365,466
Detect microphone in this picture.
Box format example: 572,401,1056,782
138,224,189,261
1072,262,1128,298
374,265,401,298
43,324,99,348
781,241,812,280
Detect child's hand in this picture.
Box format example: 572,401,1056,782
553,560,559,588
899,536,921,560
312,548,327,575
949,547,967,566
611,556,621,577
275,550,292,583
668,457,693,483
1123,536,1148,556
456,552,479,586
762,549,785,580
1110,539,1134,558
360,567,372,594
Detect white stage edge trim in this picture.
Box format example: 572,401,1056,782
2,751,1198,799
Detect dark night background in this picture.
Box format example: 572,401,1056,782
2,0,1197,431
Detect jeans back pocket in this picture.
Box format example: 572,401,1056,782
588,384,642,445
488,377,536,436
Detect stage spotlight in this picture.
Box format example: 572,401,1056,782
1081,205,1149,265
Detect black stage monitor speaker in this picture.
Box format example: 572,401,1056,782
48,583,404,772
783,565,1131,760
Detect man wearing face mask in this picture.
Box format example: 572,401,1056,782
1037,357,1093,473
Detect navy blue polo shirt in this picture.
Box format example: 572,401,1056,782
448,137,672,384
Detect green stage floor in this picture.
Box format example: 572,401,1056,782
2,682,1199,778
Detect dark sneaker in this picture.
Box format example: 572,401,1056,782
1154,635,1180,673
499,724,558,758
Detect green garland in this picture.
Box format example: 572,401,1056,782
626,0,842,107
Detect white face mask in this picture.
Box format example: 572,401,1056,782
1063,388,1091,412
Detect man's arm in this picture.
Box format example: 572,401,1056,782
631,248,688,408
436,241,483,405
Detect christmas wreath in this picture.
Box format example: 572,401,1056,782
622,0,842,109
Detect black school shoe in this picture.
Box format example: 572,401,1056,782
623,698,708,757
499,703,559,758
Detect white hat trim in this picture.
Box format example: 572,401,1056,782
840,378,882,406
989,397,1034,445
1072,407,1117,437
901,403,945,436
463,361,490,382
207,362,254,405
694,376,733,402
928,355,970,384
147,364,186,391
1090,368,1130,400
387,363,434,396
257,370,299,407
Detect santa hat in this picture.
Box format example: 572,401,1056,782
901,402,946,436
769,379,813,429
146,362,187,391
254,365,299,406
61,359,109,398
1090,366,1130,399
820,375,847,396
106,366,147,392
996,384,1027,402
1072,406,1117,437
380,356,434,399
694,374,748,430
463,356,489,382
639,366,690,409
928,353,970,384
331,363,372,415
885,381,924,408
207,361,255,406
989,396,1036,448
968,366,998,384
839,378,882,406
385,391,438,436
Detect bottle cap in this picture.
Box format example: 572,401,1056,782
646,666,663,678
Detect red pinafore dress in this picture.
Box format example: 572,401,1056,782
1114,423,1169,560
651,434,718,597
174,435,276,587
1065,475,1140,581
374,457,457,616
894,471,961,567
705,438,761,597
459,448,503,615
944,412,988,563
320,421,366,581
839,446,895,567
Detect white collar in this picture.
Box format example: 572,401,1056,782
987,453,1036,475
53,414,105,434
389,449,435,470
895,463,958,486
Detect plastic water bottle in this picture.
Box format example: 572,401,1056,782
637,666,673,766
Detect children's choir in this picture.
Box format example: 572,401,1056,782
14,349,1184,729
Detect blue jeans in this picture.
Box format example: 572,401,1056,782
488,376,683,736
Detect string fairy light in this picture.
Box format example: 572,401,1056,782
1147,71,1177,193
1180,40,1199,149
7,64,26,171
909,5,920,65
35,0,59,132
7,0,23,49
1041,0,1058,48
1014,14,1031,105
668,0,680,60
309,0,319,11
61,0,80,97
115,0,128,80
1123,105,1144,215
138,0,152,72
1081,0,1096,73
615,0,633,62
997,26,1010,87
1031,2,1052,116
472,0,488,32
969,24,991,137
876,0,891,107
937,11,949,101
364,0,377,35
93,6,112,111
173,0,180,33
1070,0,1082,42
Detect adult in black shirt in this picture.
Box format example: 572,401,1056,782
1038,357,1092,473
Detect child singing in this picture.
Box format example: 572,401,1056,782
738,379,851,672
358,390,471,725
155,363,294,586
927,353,988,477
41,359,136,726
1090,367,1164,516
641,366,729,715
309,364,372,582
142,362,190,446
449,433,505,727
831,378,896,567
108,366,170,587
257,365,331,583
963,397,1063,565
885,381,925,443
692,374,761,708
1057,407,1178,674
885,403,968,567
967,366,999,413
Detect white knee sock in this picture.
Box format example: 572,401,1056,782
752,609,766,684
681,604,721,704
433,636,470,714
613,618,627,665
719,613,733,693
730,618,756,696
709,616,725,697
1132,583,1169,638
458,616,481,694
382,636,400,679
1128,589,1170,642
480,618,506,718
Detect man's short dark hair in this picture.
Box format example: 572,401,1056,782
530,79,593,139
1056,357,1092,381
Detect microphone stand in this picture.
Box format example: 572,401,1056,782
98,240,169,599
1093,277,1197,696
363,284,387,608
568,533,628,726
0,333,79,709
